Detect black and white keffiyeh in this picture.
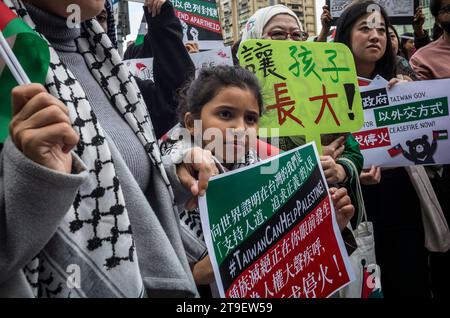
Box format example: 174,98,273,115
160,124,259,262
5,0,175,298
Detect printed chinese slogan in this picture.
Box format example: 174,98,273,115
198,143,355,298
238,40,363,153
170,0,223,49
353,78,450,168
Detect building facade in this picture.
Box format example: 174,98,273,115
217,0,317,45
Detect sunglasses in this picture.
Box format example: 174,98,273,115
266,30,309,41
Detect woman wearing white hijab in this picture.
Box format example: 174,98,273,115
241,5,307,42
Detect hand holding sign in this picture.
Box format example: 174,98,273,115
176,146,219,209
329,187,354,232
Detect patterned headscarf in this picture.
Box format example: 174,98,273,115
241,4,304,41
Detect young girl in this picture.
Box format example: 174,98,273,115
161,65,356,296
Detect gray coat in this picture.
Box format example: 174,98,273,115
0,137,198,298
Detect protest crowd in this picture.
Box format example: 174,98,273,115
0,0,449,299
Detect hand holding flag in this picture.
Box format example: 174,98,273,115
10,84,78,173
0,1,50,142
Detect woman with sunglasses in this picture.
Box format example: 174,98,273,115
240,5,364,229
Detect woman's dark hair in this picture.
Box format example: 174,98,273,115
177,65,264,125
334,0,396,80
389,25,401,55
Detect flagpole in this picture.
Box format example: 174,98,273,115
0,42,23,84
0,30,30,85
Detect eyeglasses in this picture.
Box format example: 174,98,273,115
439,4,450,14
266,30,308,41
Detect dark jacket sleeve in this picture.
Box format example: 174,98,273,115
414,30,431,51
136,2,195,139
124,42,153,60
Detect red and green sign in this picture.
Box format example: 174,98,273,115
170,0,223,49
199,143,354,298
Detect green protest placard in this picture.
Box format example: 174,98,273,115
238,40,363,153
199,143,354,298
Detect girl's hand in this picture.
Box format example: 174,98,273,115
329,187,354,232
360,165,381,185
192,255,215,285
320,155,347,184
10,84,78,174
177,147,219,209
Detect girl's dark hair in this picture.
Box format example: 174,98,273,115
334,0,396,80
177,65,264,125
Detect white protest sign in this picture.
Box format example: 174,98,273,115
189,46,233,76
353,78,450,168
124,46,233,81
124,57,154,81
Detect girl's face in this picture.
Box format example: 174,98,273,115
389,27,399,55
186,87,260,164
350,11,387,65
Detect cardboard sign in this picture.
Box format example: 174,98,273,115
353,78,450,168
238,40,363,153
199,143,355,298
